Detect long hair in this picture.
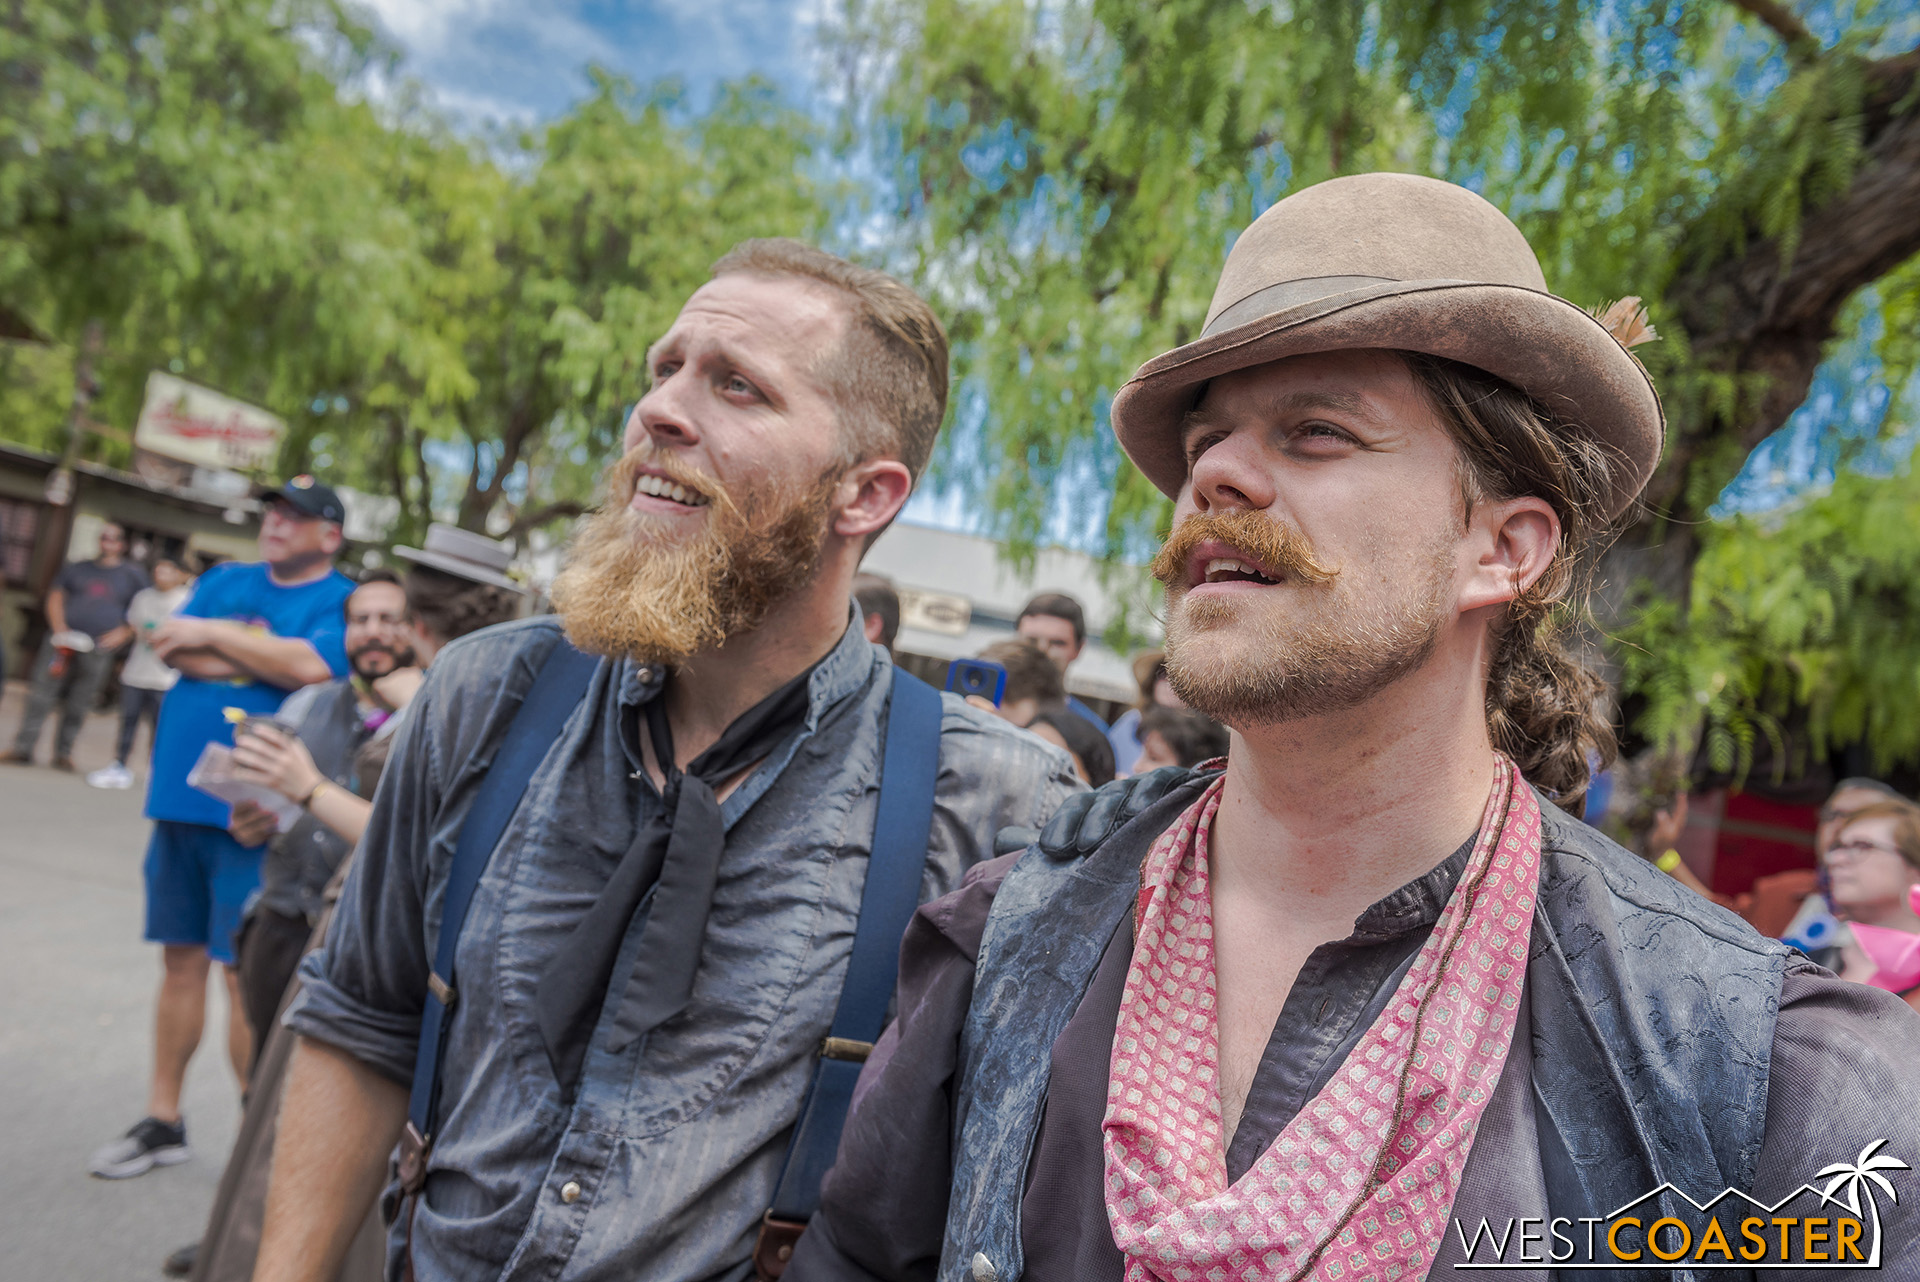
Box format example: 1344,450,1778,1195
1401,353,1621,810
403,565,522,648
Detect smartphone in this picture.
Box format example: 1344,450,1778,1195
946,658,1008,706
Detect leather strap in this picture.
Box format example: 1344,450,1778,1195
752,1212,807,1279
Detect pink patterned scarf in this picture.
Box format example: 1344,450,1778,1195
1103,756,1542,1282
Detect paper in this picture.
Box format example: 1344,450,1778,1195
187,743,304,832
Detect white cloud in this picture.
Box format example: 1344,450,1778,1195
344,0,819,127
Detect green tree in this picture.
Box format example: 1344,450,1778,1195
0,3,828,546
0,0,429,468
1624,436,1920,778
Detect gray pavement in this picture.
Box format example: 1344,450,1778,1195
0,680,242,1278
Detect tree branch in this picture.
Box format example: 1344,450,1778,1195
1676,71,1920,368
509,500,591,534
1619,52,1920,603
1724,0,1821,59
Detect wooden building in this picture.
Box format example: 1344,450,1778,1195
0,441,262,676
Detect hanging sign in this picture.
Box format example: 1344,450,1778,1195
898,586,972,636
133,372,285,472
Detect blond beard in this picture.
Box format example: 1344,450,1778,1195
551,452,843,666
1157,515,1455,727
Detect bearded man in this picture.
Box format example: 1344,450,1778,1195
786,175,1920,1282
255,240,1082,1282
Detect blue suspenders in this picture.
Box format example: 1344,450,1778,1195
398,645,943,1270
758,671,942,1267
402,640,600,1163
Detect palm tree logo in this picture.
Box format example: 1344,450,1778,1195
1817,1139,1910,1267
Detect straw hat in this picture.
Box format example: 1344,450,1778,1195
1108,173,1663,520
394,523,524,592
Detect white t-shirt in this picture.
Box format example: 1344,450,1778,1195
120,584,193,691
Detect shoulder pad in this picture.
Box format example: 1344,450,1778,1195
1038,766,1194,863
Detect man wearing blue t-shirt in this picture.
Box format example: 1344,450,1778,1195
89,476,356,1181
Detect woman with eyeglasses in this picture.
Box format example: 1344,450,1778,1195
1825,799,1920,1012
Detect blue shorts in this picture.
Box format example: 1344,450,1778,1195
143,821,265,965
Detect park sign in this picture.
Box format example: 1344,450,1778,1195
133,372,285,473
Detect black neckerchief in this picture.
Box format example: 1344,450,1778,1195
533,664,817,1095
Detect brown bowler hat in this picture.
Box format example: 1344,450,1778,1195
1108,173,1663,520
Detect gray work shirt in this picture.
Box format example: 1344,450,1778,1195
288,613,1083,1282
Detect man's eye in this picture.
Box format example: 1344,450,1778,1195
1185,432,1226,463
1297,421,1354,445
726,374,759,397
652,361,679,381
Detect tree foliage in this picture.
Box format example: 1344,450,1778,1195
1623,439,1920,780
0,0,825,544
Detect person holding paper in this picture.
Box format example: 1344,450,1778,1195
163,530,527,1282
220,570,419,1050
88,477,354,1182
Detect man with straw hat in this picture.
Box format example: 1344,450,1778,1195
789,173,1920,1280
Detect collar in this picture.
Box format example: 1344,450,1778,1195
1346,834,1475,942
614,602,878,728
612,604,881,772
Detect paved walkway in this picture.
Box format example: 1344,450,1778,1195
0,681,242,1278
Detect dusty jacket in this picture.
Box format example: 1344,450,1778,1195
936,769,1912,1282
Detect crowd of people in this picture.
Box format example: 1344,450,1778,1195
0,172,1916,1282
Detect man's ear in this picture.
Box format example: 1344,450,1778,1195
1457,496,1559,614
832,459,913,541
322,523,346,556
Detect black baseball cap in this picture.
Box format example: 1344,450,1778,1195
260,474,345,524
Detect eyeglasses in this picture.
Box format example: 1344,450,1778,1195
1824,839,1906,864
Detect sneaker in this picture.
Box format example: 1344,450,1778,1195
0,750,29,765
86,762,135,790
161,1241,199,1277
50,756,76,772
87,1116,190,1179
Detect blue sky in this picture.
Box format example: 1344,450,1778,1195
354,0,820,125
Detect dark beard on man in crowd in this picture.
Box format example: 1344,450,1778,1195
348,641,412,682
551,448,845,667
1150,508,1454,727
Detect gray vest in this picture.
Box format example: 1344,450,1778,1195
943,773,1792,1282
257,680,368,922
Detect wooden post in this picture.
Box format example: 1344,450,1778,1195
29,319,104,598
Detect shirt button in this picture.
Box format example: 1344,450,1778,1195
970,1252,998,1282
559,1180,582,1204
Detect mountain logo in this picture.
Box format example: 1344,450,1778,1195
1452,1140,1908,1270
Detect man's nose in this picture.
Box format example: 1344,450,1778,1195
1186,428,1276,515
630,380,701,453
